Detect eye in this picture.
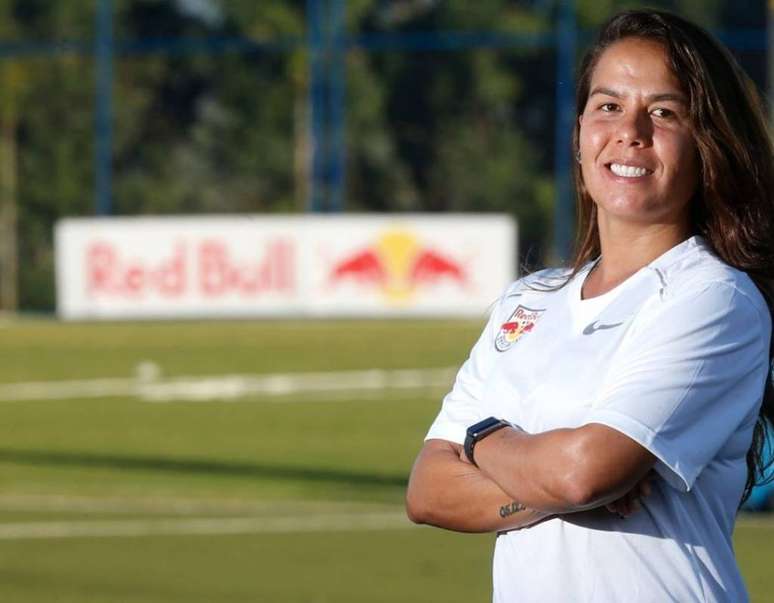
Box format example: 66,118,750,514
599,102,620,113
651,107,675,119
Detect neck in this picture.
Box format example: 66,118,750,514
587,218,691,297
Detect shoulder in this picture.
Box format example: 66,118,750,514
654,237,769,318
486,267,576,332
639,236,771,335
501,267,572,297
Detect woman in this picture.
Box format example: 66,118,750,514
406,9,774,602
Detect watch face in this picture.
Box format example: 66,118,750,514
465,417,510,467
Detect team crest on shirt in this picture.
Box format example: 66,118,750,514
494,305,545,352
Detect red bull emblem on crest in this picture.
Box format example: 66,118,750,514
328,229,467,304
495,305,545,352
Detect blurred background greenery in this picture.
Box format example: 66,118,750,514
0,0,766,312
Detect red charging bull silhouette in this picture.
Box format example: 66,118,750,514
328,250,387,285
328,230,468,303
410,249,466,285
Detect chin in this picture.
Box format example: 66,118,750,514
595,200,669,224
597,197,650,214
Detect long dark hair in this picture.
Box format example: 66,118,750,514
571,10,774,504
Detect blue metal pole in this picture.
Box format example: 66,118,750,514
553,0,576,262
307,0,326,212
328,0,346,212
95,0,113,216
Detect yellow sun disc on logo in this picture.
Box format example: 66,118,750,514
376,230,419,302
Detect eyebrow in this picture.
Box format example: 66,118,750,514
589,86,687,103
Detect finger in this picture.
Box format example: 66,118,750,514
640,479,652,497
630,477,651,500
607,498,628,516
622,492,641,517
611,498,628,518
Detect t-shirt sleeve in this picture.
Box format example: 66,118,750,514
424,297,504,445
584,282,771,492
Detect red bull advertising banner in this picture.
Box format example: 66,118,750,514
55,215,516,319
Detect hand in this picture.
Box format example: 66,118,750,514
605,471,655,518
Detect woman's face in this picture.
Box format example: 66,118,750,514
578,37,699,228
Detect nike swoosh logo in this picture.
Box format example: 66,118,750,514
583,321,624,335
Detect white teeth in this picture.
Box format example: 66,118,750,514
610,163,649,178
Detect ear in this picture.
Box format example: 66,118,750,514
578,114,584,126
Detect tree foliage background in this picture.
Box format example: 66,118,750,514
0,0,766,311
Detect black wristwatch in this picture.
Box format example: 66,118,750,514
464,417,513,467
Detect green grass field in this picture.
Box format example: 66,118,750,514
0,318,772,602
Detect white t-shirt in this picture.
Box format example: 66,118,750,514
426,236,771,602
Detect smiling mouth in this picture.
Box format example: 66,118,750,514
607,163,654,178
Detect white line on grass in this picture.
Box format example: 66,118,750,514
0,494,399,516
0,367,457,403
0,503,768,541
0,512,413,540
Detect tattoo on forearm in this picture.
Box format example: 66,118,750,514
499,501,525,518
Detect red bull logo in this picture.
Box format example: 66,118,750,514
328,230,467,303
494,305,545,352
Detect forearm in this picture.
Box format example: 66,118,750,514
406,440,551,533
474,424,654,513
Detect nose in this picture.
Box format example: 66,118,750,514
616,109,653,147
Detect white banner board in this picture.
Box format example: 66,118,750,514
55,214,516,320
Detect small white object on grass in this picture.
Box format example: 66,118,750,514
135,361,161,383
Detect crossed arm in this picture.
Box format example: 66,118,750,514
405,423,656,533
